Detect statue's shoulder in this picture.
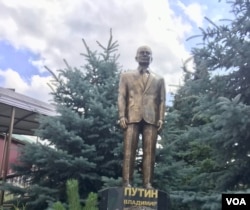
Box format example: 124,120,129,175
149,70,164,80
120,69,137,77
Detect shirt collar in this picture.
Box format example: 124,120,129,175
138,66,150,74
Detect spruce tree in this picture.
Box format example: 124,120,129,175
160,1,250,209
185,0,250,192
1,31,123,210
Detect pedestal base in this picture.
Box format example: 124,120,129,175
98,187,170,210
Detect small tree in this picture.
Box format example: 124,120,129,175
52,179,98,210
82,193,98,210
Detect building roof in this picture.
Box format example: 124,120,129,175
0,87,56,135
12,134,37,144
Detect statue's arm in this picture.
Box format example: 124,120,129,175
158,78,166,131
118,73,128,129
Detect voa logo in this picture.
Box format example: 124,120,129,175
226,198,246,206
222,194,250,209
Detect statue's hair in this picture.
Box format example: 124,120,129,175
136,46,152,55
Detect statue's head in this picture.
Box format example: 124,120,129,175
135,46,153,66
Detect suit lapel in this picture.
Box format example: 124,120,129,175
131,69,153,93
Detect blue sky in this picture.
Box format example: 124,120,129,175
0,0,232,103
0,41,50,78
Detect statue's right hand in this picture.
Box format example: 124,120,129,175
119,117,128,129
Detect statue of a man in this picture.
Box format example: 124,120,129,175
118,46,166,189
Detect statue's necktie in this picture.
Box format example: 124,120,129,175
141,71,149,86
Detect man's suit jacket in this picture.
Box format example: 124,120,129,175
118,69,166,126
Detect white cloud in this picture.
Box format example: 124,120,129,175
0,69,29,92
0,68,53,102
29,58,47,74
177,1,206,27
26,75,54,103
0,0,199,102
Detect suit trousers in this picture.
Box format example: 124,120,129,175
123,120,158,187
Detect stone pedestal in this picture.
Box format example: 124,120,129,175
98,187,171,210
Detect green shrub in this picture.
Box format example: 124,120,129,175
52,179,98,210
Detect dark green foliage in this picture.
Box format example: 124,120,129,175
1,31,123,209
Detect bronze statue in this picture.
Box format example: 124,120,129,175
118,46,166,189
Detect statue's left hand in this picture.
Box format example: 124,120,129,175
157,120,163,131
119,117,128,129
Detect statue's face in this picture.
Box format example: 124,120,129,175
135,46,152,65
